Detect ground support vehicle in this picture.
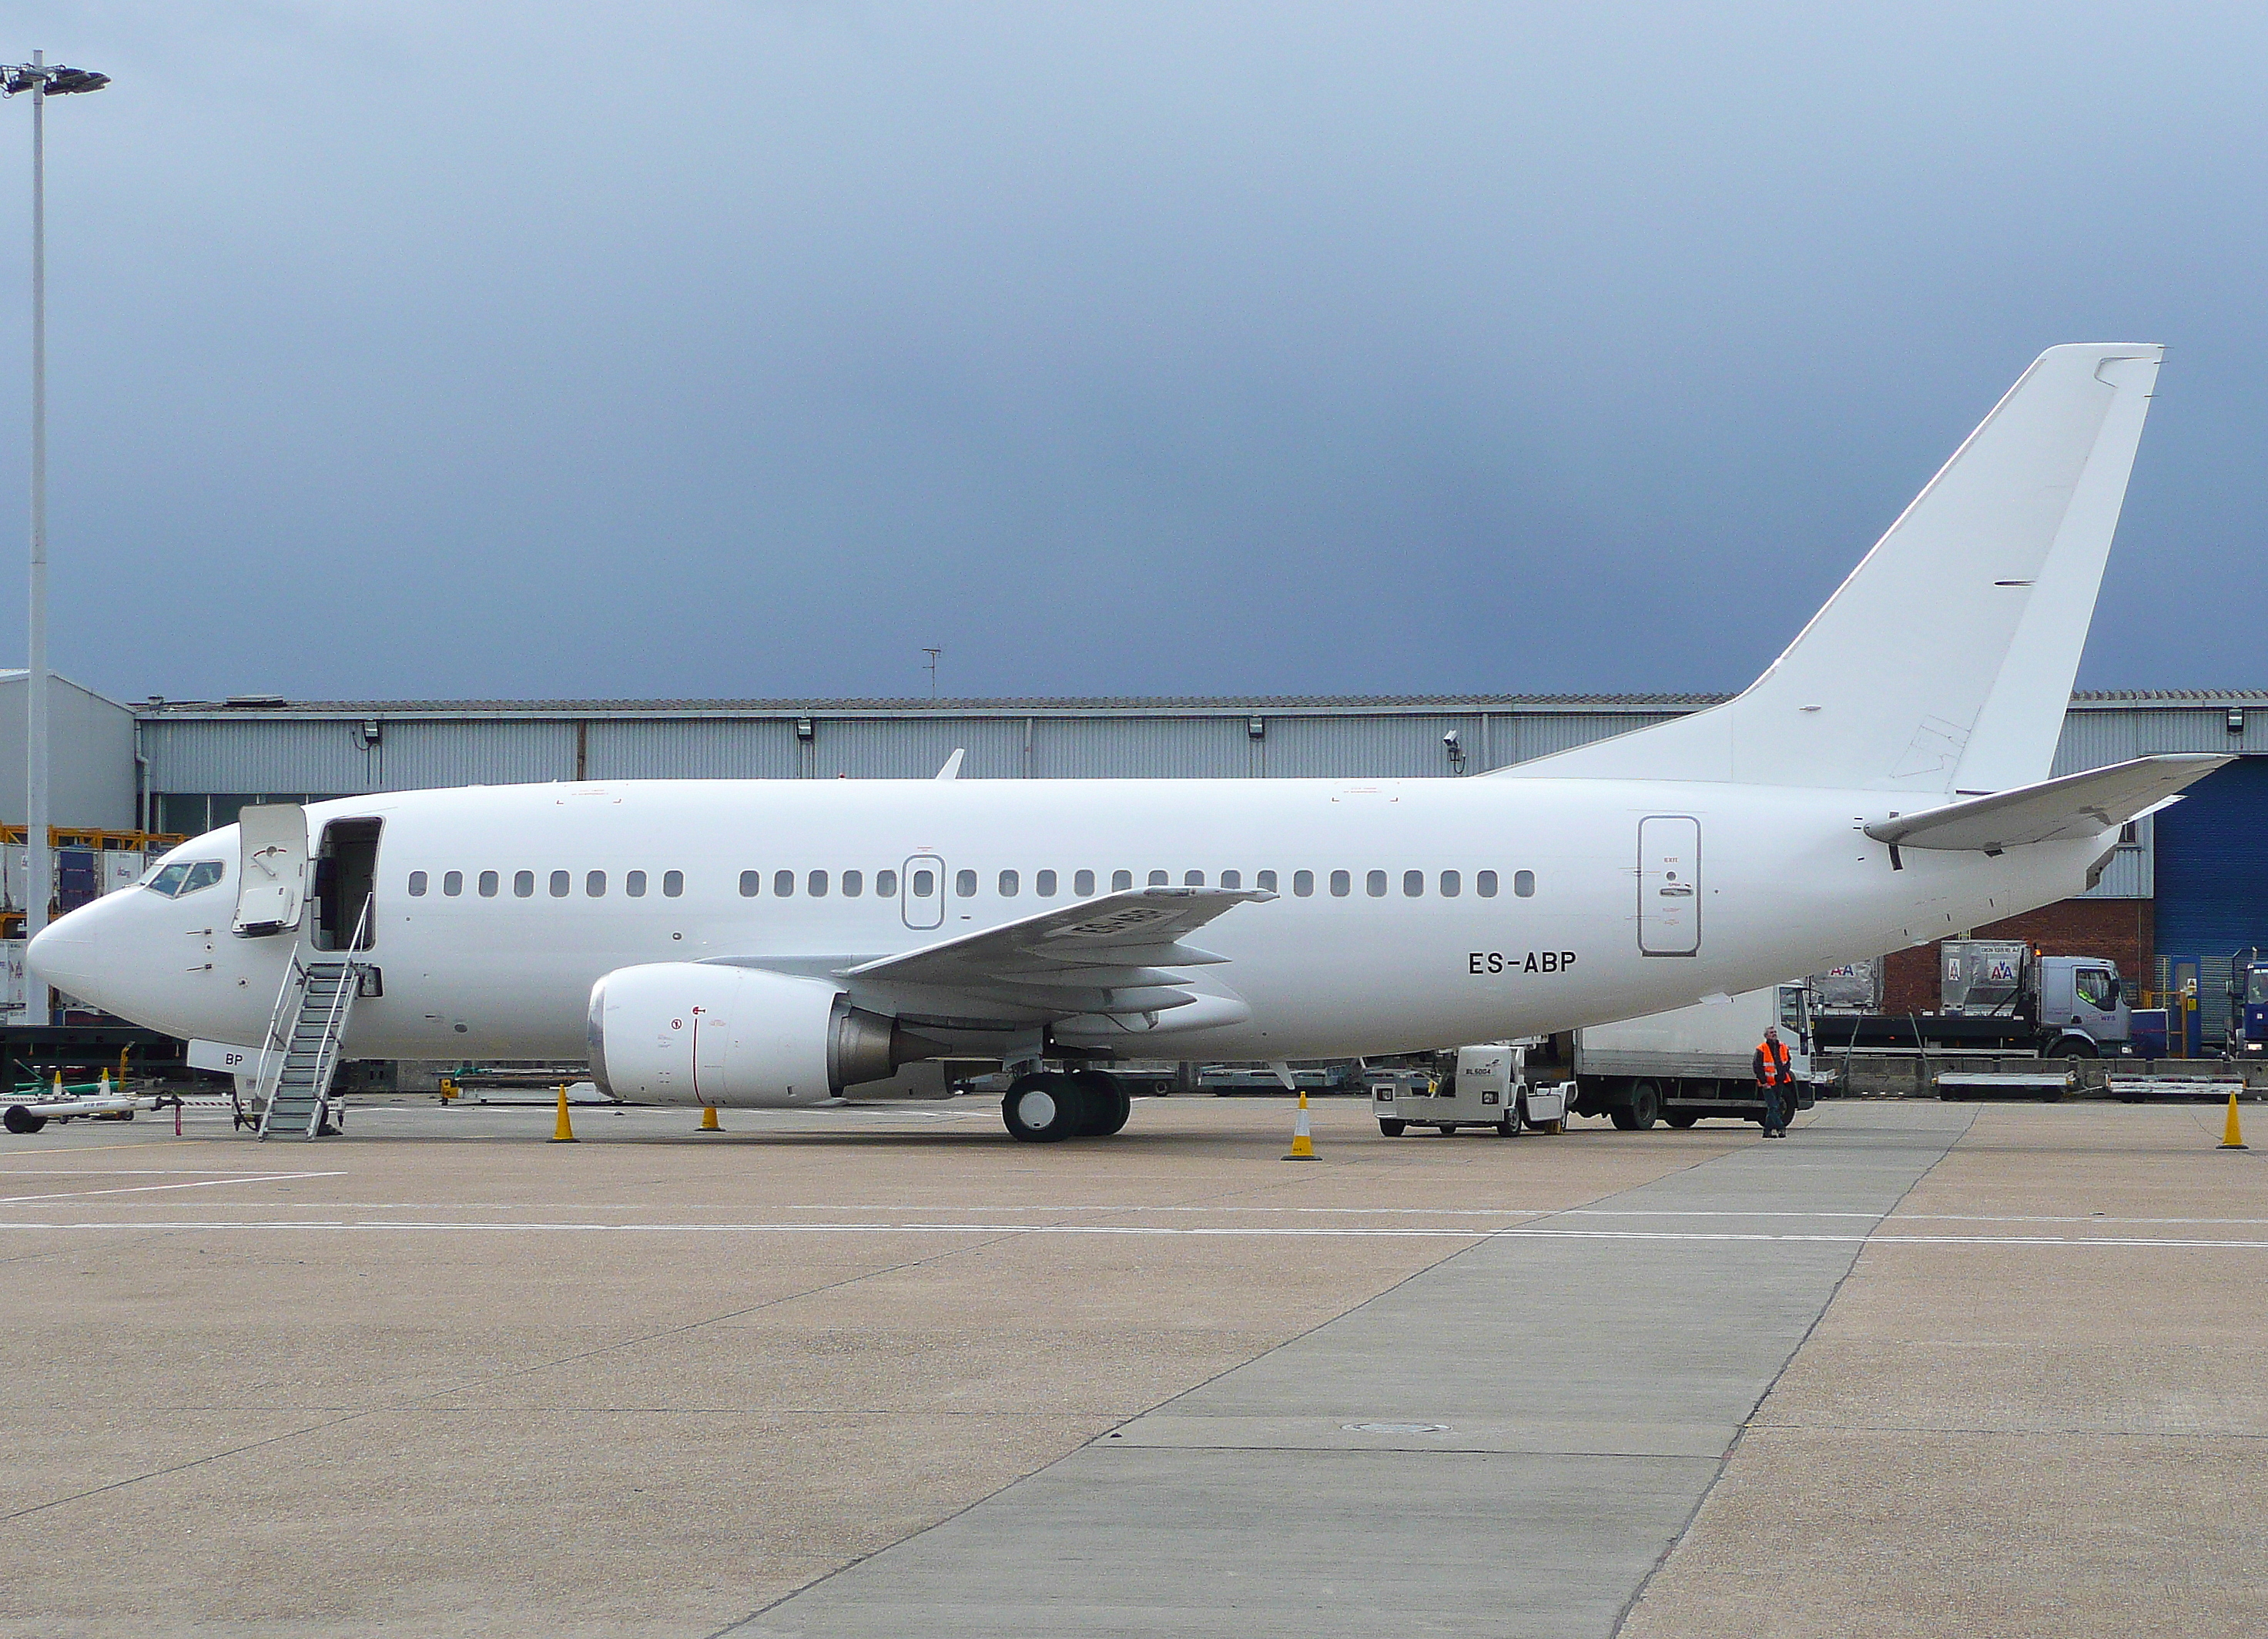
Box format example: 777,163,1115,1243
1373,1044,1566,1136
1809,943,2131,1058
2227,950,2268,1061
5,1078,183,1133
1571,984,1821,1129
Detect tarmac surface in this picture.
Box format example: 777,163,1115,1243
2,1094,2263,1637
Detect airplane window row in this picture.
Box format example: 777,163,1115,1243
735,867,1538,900
406,869,685,899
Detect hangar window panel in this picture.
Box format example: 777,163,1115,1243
663,870,684,897
514,870,534,898
549,870,571,897
876,869,898,897
625,870,646,897
1074,870,1095,896
956,869,977,898
1147,870,1168,887
774,870,795,897
808,870,828,898
587,871,606,897
843,870,863,897
479,870,499,897
1258,870,1277,892
1112,870,1132,891
1440,870,1460,897
1330,870,1351,897
1366,870,1388,897
999,870,1020,897
443,870,463,897
1184,870,1204,887
1478,870,1499,898
739,870,760,897
408,871,427,897
1513,870,1535,898
1221,870,1241,890
1037,870,1057,897
1293,870,1314,897
1403,870,1423,897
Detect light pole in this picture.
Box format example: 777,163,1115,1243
2,54,106,950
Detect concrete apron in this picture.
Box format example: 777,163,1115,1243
724,1102,1978,1639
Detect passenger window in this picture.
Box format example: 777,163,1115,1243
587,870,606,897
876,869,898,897
1440,870,1460,897
956,869,977,898
1221,870,1241,890
999,870,1020,897
808,870,828,898
444,870,464,897
182,861,224,894
1184,870,1204,887
1147,870,1168,887
843,870,863,897
1074,870,1094,896
911,869,935,898
1112,870,1133,891
1366,870,1387,897
774,870,795,897
514,870,535,898
1330,870,1351,897
663,870,684,897
740,870,761,897
1258,870,1277,893
479,870,500,898
1037,870,1057,897
1293,870,1314,897
549,870,571,897
626,870,646,897
408,871,428,897
1513,870,1535,898
1478,870,1499,898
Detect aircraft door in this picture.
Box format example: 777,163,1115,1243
1637,815,1700,957
902,854,946,930
233,804,308,937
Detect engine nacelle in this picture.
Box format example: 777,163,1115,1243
586,962,919,1107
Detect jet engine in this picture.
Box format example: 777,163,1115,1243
586,963,932,1107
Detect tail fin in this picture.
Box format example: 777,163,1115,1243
1498,344,2162,793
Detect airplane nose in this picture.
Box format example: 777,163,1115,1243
25,915,92,994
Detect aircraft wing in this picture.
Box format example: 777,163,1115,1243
1863,754,2229,852
836,887,1272,1018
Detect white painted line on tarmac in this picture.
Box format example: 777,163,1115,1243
0,1172,346,1205
5,1218,2268,1250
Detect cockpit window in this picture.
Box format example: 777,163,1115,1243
145,859,225,899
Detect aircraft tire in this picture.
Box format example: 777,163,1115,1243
1378,1118,1406,1136
1070,1070,1130,1137
1003,1074,1077,1143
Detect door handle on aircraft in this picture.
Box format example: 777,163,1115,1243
1657,884,1694,897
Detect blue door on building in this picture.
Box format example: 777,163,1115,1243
2152,756,2268,1047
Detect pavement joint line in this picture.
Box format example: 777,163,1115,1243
0,1172,348,1204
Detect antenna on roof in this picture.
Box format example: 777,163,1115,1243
922,647,941,699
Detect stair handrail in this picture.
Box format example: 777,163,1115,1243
251,948,312,1131
300,896,374,1135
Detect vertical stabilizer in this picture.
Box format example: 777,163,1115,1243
1498,344,2162,793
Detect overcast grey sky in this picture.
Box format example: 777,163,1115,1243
2,3,2263,703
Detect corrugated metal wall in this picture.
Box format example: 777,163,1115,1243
2151,757,2268,1039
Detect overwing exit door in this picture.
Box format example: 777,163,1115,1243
233,804,308,937
902,855,946,930
1637,815,1700,957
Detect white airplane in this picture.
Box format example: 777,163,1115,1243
28,344,2226,1142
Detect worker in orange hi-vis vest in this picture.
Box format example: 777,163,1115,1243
1753,1026,1795,1139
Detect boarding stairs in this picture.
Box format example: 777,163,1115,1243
251,903,368,1141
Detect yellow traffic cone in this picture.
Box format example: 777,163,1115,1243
699,1105,722,1132
2219,1092,2248,1151
1282,1086,1318,1161
548,1084,578,1144
98,1070,111,1097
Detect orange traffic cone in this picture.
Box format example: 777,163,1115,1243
1282,1087,1318,1161
699,1105,722,1132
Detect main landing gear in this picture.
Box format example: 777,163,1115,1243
1001,1069,1133,1143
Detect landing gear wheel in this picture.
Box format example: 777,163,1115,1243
5,1105,46,1135
1378,1118,1406,1137
1003,1074,1078,1143
1070,1070,1130,1137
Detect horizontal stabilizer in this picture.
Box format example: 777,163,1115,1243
1863,755,2228,852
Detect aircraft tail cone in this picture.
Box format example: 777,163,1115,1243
699,1104,721,1132
549,1084,578,1144
2220,1093,2248,1151
1282,1087,1318,1161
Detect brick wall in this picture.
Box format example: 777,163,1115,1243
1879,900,2155,1014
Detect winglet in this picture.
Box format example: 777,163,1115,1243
936,748,966,781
